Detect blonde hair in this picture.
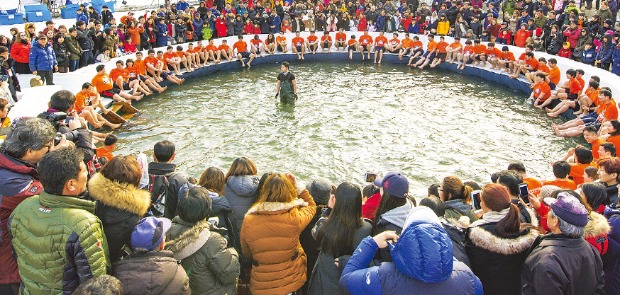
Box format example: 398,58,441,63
253,173,297,205
442,176,473,203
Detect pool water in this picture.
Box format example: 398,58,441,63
114,61,579,196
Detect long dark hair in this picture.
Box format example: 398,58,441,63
316,182,363,258
372,191,406,234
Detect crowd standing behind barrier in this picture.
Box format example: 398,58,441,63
1,0,620,295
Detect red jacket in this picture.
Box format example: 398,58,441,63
361,192,382,220
514,29,531,47
10,41,31,63
216,18,228,37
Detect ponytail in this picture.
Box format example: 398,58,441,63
462,185,474,203
495,203,521,237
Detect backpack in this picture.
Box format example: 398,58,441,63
148,173,175,217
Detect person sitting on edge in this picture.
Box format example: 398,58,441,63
373,31,388,64
470,40,487,67
430,36,449,68
218,40,234,62
398,33,414,60
205,40,222,64
250,35,265,57
484,42,502,70
538,69,583,110
233,35,256,67
530,73,552,108
91,64,143,104
552,89,617,137
348,35,358,60
73,82,121,130
144,50,185,85
292,31,306,60
177,45,198,71
543,161,578,190
335,28,347,51
163,46,183,75
127,56,168,94
320,31,333,53
339,207,483,295
112,216,190,295
547,80,599,118
411,34,437,69
445,37,462,63
386,33,402,55
306,31,319,54
9,147,109,294
96,134,117,162
358,30,373,60
497,46,516,73
109,60,153,97
276,31,288,53
456,39,474,70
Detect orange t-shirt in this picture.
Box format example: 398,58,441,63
163,52,179,62
307,35,318,43
389,38,400,46
347,39,357,46
525,58,540,70
233,40,248,52
518,52,527,61
412,40,423,50
176,51,188,58
144,56,159,69
292,36,305,46
598,100,618,121
157,56,167,68
206,44,218,52
335,32,346,42
591,138,605,159
523,177,542,191
125,65,140,79
548,66,561,85
462,45,474,54
134,59,147,75
568,77,583,95
533,81,551,100
250,39,263,46
586,88,600,106
96,145,115,162
577,76,585,88
359,35,373,46
276,36,287,43
74,90,97,113
473,44,487,54
375,35,388,46
538,63,550,73
401,38,413,48
542,179,577,190
109,68,128,83
218,44,230,51
436,41,448,53
91,72,113,93
607,134,620,152
448,42,462,52
485,47,501,57
501,51,515,60
570,163,591,185
426,40,437,52
321,35,332,42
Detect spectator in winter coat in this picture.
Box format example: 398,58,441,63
166,186,240,295
53,34,69,73
155,18,169,47
147,140,188,219
10,147,110,295
578,183,611,254
113,216,190,295
522,191,605,295
223,157,259,253
596,34,614,70
612,42,620,76
192,15,205,41
604,204,620,294
562,22,581,49
440,176,477,226
339,207,484,295
88,155,151,262
29,35,57,85
465,184,538,295
240,173,317,295
582,43,597,65
10,32,31,74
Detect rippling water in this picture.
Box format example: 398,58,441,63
114,61,579,196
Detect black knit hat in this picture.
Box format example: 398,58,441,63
306,179,332,205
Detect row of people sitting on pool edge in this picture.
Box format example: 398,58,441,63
2,123,619,295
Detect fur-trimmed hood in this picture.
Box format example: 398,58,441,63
88,173,151,216
585,211,611,239
166,219,211,260
245,198,308,216
468,226,539,255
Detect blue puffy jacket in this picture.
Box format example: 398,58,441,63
596,42,614,64
604,205,620,294
340,207,484,295
612,46,620,76
155,23,169,47
582,47,597,65
29,42,57,72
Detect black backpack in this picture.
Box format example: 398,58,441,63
148,173,174,217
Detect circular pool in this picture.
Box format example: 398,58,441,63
114,61,579,194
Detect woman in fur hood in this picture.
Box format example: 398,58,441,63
465,183,538,295
166,186,240,295
240,173,317,295
88,155,151,262
579,183,611,255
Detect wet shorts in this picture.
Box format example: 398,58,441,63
348,45,356,51
239,52,251,58
436,52,447,59
567,93,578,100
411,48,424,56
375,46,385,52
295,45,303,52
100,88,120,99
361,45,370,51
581,112,598,124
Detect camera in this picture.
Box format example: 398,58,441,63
471,190,482,210
365,172,378,183
38,112,78,144
53,130,78,145
519,183,530,204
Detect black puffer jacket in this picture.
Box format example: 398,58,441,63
224,175,259,252
112,250,190,295
88,173,151,262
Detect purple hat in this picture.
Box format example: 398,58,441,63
131,217,172,252
544,192,588,227
374,172,409,198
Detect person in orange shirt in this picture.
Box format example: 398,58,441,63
335,28,347,51
276,31,288,53
456,39,474,70
306,31,319,54
185,43,202,69
445,37,462,63
205,39,221,64
531,73,552,107
358,30,373,60
126,22,144,47
96,134,118,163
320,31,333,53
553,89,617,137
110,60,152,96
470,39,487,67
233,35,256,67
541,69,582,111
250,35,265,56
348,35,359,60
134,52,169,92
483,42,502,69
412,34,437,69
126,58,167,94
73,82,121,129
507,162,542,191
497,46,516,73
291,31,306,60
218,39,234,62
582,126,605,160
156,50,185,84
604,120,620,153
406,36,425,66
176,45,196,73
386,33,401,54
542,161,578,190
430,36,449,68
398,33,414,60
373,31,388,64
91,64,142,103
511,52,539,79
546,58,561,89
525,57,550,83
142,49,183,85
163,46,183,75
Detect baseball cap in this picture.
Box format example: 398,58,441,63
544,192,588,227
374,172,409,198
130,216,172,252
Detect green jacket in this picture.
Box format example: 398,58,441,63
9,192,109,295
65,35,82,61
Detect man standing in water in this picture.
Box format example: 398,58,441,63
275,61,297,104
